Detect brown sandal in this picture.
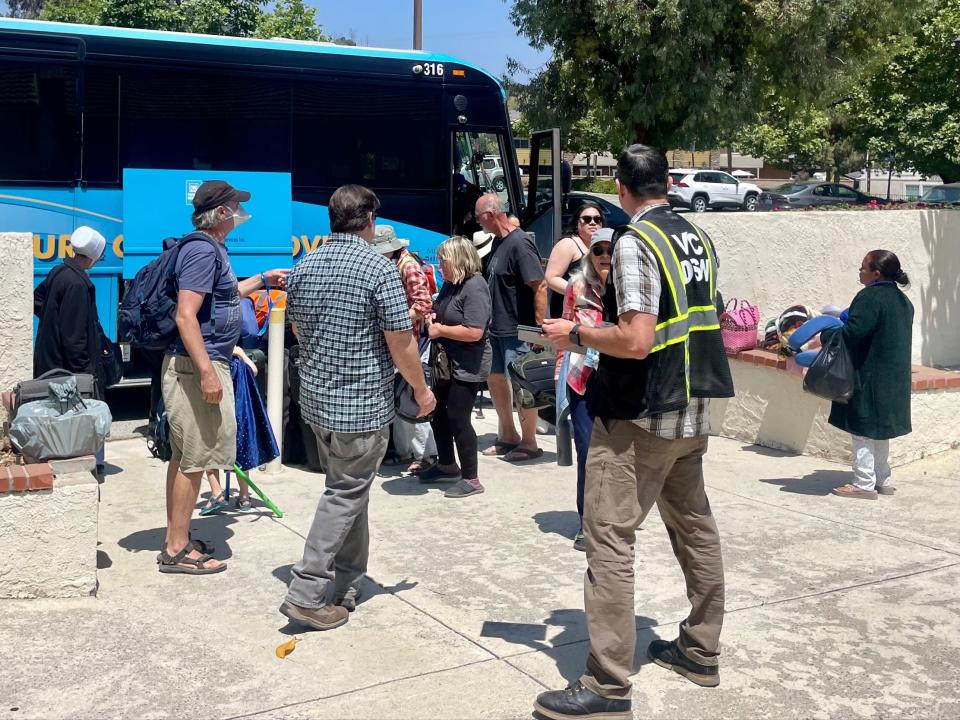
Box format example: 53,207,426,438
158,547,227,574
832,483,878,500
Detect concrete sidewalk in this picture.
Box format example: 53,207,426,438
2,417,959,719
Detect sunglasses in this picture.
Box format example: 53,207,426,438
580,214,603,225
591,245,612,257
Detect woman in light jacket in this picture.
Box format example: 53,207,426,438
557,227,612,549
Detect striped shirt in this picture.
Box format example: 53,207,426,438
287,233,412,433
613,205,711,439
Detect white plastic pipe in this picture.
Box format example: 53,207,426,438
265,305,285,474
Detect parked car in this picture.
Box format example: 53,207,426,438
668,169,763,212
920,183,960,205
758,183,887,210
461,155,508,192
561,192,630,232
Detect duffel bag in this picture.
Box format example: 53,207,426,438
13,369,98,413
508,347,555,410
10,377,112,461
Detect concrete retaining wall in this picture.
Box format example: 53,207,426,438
693,210,960,369
0,233,34,426
711,359,960,467
0,472,99,598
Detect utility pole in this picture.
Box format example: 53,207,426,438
413,0,423,50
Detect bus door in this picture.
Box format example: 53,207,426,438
522,129,562,259
451,130,517,239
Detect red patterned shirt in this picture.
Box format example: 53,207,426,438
397,249,433,337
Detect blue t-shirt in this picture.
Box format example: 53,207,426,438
170,236,241,363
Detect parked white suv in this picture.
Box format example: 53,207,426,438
461,155,508,192
668,169,762,212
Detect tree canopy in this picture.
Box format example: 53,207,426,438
855,0,960,182
510,0,925,162
35,0,326,41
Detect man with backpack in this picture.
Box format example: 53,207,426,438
146,180,288,575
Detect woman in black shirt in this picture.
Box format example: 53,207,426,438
421,236,492,498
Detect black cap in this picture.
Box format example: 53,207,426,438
192,180,251,214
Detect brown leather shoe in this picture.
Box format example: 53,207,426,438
280,601,349,631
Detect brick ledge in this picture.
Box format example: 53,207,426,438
730,349,960,390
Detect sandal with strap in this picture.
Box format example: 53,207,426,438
158,546,227,575
156,533,215,563
199,493,227,517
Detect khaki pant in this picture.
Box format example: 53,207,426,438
580,418,725,699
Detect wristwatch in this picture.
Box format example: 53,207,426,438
569,324,582,347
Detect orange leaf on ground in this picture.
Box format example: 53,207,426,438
275,637,298,659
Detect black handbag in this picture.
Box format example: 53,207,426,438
803,330,855,404
429,340,452,385
97,322,124,389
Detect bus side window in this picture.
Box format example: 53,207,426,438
83,67,120,185
0,60,78,183
119,68,291,174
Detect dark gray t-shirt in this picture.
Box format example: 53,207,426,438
434,272,492,382
170,236,241,363
485,228,543,337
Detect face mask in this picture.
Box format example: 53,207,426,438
222,205,251,229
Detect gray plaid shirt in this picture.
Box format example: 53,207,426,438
612,205,710,439
287,232,411,433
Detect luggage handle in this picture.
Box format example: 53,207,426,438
34,368,76,381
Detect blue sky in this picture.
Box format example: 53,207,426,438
312,0,550,79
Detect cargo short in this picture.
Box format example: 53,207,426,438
162,354,236,473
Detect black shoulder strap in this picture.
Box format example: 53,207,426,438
174,232,225,326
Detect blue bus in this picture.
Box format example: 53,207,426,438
0,18,561,383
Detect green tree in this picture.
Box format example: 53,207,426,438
6,0,47,18
41,0,325,41
856,0,960,183
256,0,323,41
42,0,102,24
509,0,923,151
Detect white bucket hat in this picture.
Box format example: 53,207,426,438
371,225,405,254
70,226,107,260
472,230,494,259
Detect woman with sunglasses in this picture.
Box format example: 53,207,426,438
545,201,605,319
557,227,612,551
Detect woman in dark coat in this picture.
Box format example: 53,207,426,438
829,249,913,500
34,226,106,396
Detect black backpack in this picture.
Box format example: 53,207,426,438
119,232,221,350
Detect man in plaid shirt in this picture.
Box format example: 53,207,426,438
539,145,732,720
280,185,435,632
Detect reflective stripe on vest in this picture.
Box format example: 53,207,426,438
625,224,689,353
635,220,721,334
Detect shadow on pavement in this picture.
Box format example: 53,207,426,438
740,443,801,458
380,476,430,496
274,568,420,634
117,514,238,560
533,510,580,541
482,609,660,683
760,469,851,495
